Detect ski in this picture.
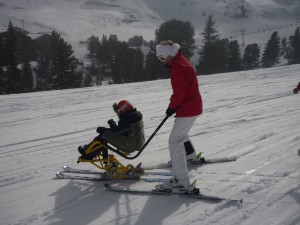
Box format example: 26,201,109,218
56,171,110,181
190,156,237,164
56,165,171,182
104,183,243,203
62,165,172,176
143,155,237,170
63,165,103,175
56,171,166,182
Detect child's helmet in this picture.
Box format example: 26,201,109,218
113,100,134,115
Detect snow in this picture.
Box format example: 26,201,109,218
0,1,300,224
1,64,300,225
0,0,299,61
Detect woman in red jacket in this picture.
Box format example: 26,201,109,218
155,40,203,190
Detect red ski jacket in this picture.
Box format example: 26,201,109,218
168,51,203,117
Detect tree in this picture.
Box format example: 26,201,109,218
83,73,93,87
0,38,7,94
131,47,145,82
144,41,160,81
0,36,5,67
91,34,146,84
6,21,22,93
261,31,281,68
87,36,100,57
86,35,103,85
155,19,196,60
286,27,300,64
242,43,260,70
0,66,6,94
35,34,51,91
96,35,110,76
22,57,33,92
214,38,229,73
48,31,82,89
196,15,220,75
99,36,136,84
280,37,287,56
128,35,144,47
227,40,242,72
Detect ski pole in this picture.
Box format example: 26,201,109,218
108,115,170,159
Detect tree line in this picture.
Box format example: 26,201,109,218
0,21,82,94
197,15,300,74
0,16,299,95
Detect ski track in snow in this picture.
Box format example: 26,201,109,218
0,65,300,225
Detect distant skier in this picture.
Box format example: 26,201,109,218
293,81,300,94
78,100,145,159
155,40,203,190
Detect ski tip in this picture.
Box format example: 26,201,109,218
196,152,203,160
190,179,197,187
229,198,243,204
56,171,62,178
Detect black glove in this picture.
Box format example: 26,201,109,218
166,107,176,116
293,88,298,94
96,126,107,135
107,119,117,127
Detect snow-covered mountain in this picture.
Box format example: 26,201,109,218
0,63,300,225
0,0,299,60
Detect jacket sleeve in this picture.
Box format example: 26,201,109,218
107,111,142,134
109,122,131,134
169,69,189,109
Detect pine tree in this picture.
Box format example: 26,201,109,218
83,73,93,87
242,43,260,70
286,27,300,64
48,31,82,89
109,38,131,83
227,40,242,72
97,35,110,75
131,47,145,82
155,19,196,60
214,38,229,73
120,44,134,83
0,66,6,94
144,41,160,81
0,38,7,94
35,34,51,91
6,21,22,93
86,35,102,85
128,35,144,47
196,15,220,75
281,37,288,57
87,36,100,57
261,31,281,68
0,37,5,67
22,57,33,92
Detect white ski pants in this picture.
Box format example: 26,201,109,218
169,116,197,180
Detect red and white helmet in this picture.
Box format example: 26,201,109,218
113,100,134,115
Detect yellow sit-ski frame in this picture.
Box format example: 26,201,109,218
77,140,136,179
76,115,170,179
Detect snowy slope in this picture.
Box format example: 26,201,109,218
0,0,299,60
1,64,300,225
